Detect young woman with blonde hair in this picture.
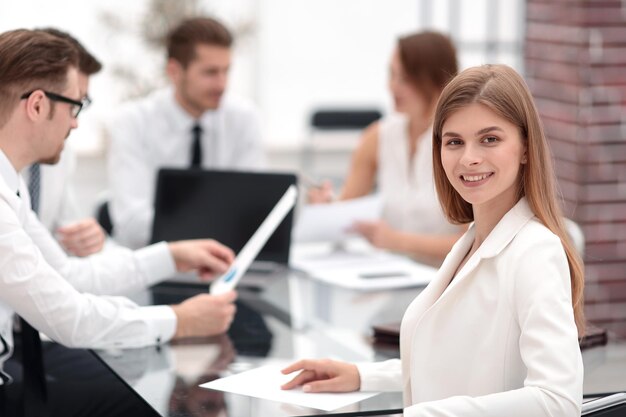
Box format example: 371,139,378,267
283,64,584,417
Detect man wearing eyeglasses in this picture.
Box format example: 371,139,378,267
21,28,108,259
0,29,240,416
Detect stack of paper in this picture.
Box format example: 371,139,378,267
291,240,437,290
292,194,382,243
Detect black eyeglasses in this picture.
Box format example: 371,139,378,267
21,90,88,118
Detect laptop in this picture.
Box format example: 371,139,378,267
151,168,297,266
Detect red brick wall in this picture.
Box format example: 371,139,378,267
525,0,626,337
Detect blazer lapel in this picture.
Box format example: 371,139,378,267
428,228,474,299
400,228,474,406
437,197,536,301
439,247,482,297
401,226,475,332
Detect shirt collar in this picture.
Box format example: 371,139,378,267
0,149,20,194
166,87,218,130
477,196,535,258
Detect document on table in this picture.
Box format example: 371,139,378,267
292,194,382,243
291,239,438,290
200,363,379,411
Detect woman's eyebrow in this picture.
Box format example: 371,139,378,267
442,126,504,138
475,126,504,136
442,131,461,138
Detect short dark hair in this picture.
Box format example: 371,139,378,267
397,31,458,107
0,29,79,128
38,27,102,75
167,17,233,67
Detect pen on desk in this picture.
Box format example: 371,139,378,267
359,271,409,279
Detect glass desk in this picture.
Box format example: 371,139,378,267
93,268,626,416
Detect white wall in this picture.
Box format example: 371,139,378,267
256,0,420,148
0,0,158,154
0,0,524,152
0,0,421,152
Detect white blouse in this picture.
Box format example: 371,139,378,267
376,113,458,235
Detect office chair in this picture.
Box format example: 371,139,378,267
302,108,382,180
95,200,113,236
564,218,585,256
310,109,383,130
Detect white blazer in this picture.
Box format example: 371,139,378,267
358,198,583,417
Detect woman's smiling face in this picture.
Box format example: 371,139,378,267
440,102,527,212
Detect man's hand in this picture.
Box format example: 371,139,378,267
171,291,237,339
56,218,106,257
168,239,235,280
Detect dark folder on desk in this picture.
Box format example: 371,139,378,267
371,322,608,351
151,168,297,264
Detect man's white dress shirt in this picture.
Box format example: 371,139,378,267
107,88,266,248
357,198,583,417
0,149,179,384
21,146,79,233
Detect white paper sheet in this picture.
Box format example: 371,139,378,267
299,259,435,290
293,194,382,243
200,363,379,411
291,240,437,290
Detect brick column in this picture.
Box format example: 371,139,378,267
525,1,626,337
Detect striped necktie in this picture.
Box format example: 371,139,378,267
28,163,41,214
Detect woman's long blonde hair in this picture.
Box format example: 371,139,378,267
432,64,585,336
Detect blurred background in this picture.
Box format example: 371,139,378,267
1,0,625,336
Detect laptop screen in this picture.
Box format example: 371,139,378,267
151,169,297,264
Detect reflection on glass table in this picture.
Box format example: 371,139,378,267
94,269,626,416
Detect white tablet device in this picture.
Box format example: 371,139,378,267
582,393,626,415
210,185,298,295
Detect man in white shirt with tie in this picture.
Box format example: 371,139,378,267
108,16,266,249
0,30,240,412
